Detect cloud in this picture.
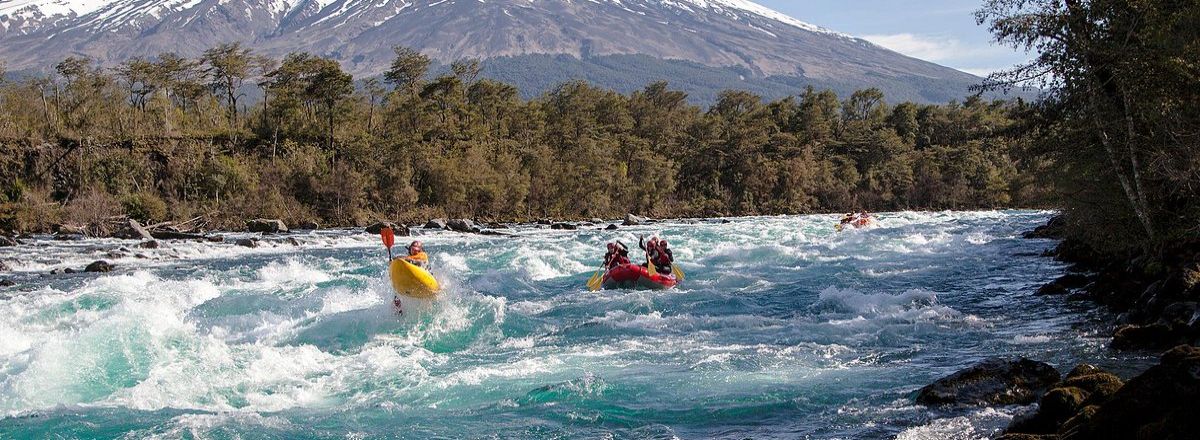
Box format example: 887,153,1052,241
861,33,1029,77
860,33,966,62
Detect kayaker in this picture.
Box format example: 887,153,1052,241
399,240,429,268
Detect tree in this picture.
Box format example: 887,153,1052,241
384,46,431,94
202,42,260,132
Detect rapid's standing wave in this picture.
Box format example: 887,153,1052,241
0,211,1151,438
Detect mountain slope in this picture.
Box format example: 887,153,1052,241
0,0,991,103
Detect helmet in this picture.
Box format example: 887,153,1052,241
659,240,669,248
607,243,616,251
409,241,424,253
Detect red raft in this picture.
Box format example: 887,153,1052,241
601,263,678,290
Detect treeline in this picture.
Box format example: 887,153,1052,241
0,44,1043,232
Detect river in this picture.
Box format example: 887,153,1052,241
0,211,1154,438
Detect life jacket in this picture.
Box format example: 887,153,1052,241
404,251,429,267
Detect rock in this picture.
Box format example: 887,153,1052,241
365,222,407,235
915,358,1061,406
105,251,125,259
297,221,320,230
606,224,620,231
151,230,211,241
0,236,17,247
63,268,77,274
1037,273,1091,296
537,219,553,225
995,434,1058,440
551,223,578,230
0,261,8,271
53,233,85,241
589,218,604,224
246,219,288,234
1008,386,1089,434
1110,323,1179,350
54,224,86,235
1158,301,1198,327
84,261,113,273
138,240,159,249
447,219,479,233
235,238,259,248
0,279,13,287
1059,345,1200,440
424,219,448,229
113,219,154,240
287,237,301,246
1024,215,1068,239
623,214,647,226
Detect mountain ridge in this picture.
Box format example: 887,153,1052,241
0,0,996,104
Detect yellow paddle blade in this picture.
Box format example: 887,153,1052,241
587,270,603,291
672,264,685,281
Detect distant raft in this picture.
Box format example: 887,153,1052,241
389,259,440,298
601,263,678,290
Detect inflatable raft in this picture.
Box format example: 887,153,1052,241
601,263,678,290
389,259,440,299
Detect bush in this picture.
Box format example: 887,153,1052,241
122,192,168,223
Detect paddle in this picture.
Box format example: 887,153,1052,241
587,260,606,291
381,226,395,261
671,264,685,281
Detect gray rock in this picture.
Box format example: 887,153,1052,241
138,240,159,249
235,238,259,248
113,219,154,240
551,223,578,230
0,236,17,247
84,261,114,273
424,219,448,229
447,219,479,233
247,219,289,234
623,214,647,226
916,358,1061,406
365,222,407,235
63,268,77,274
0,279,13,287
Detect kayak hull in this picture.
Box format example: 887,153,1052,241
389,259,440,299
601,264,677,290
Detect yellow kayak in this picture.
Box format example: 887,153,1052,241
389,259,440,299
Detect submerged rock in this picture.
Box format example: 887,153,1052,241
84,261,113,273
0,278,13,287
138,240,159,249
1037,273,1091,296
247,219,288,234
551,223,578,230
916,358,1061,406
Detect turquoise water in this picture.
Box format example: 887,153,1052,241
0,211,1150,439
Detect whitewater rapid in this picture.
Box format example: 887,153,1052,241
0,211,1151,438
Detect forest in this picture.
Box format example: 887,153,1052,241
0,44,1043,233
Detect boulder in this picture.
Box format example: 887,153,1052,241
247,219,288,234
63,268,77,274
112,219,154,240
606,224,620,231
447,219,480,233
0,236,17,247
365,222,407,235
623,214,647,226
84,261,113,273
54,224,86,235
537,219,553,225
551,223,578,230
138,240,160,249
0,279,13,287
1058,345,1200,440
235,238,259,248
53,233,85,241
297,221,320,230
1024,215,1068,239
424,219,448,229
915,358,1061,406
1111,323,1179,350
1037,273,1091,296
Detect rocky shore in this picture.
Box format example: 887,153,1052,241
914,215,1200,438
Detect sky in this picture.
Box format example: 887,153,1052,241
758,0,1029,76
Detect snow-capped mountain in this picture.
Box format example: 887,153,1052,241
0,0,986,103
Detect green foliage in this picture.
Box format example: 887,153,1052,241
0,46,1045,231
